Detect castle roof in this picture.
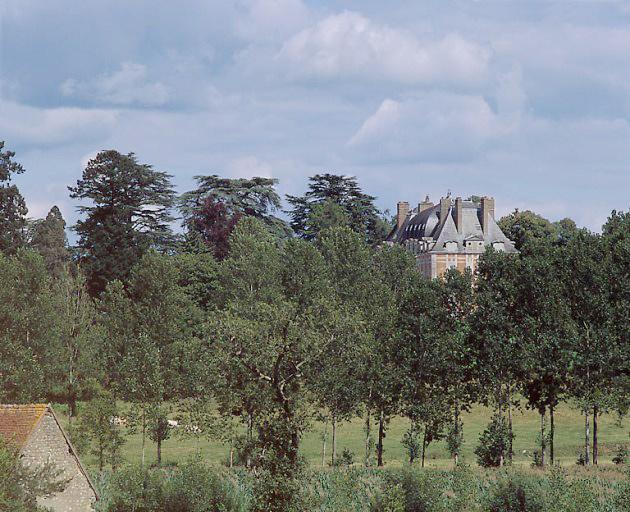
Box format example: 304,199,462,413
388,197,517,254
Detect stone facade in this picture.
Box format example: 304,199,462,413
1,405,97,511
388,195,517,278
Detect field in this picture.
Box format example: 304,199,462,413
55,401,628,470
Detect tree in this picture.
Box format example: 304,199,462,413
517,239,572,466
209,219,363,510
69,150,176,295
286,173,387,244
497,209,557,250
471,248,524,464
0,250,59,402
180,175,288,240
474,414,514,468
101,250,200,462
75,388,124,471
51,268,102,420
188,196,241,260
28,206,69,278
0,141,27,254
564,229,625,465
316,227,383,466
147,405,171,465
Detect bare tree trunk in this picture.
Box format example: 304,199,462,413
331,415,337,466
377,410,385,467
364,411,371,467
229,445,234,468
421,429,427,468
246,412,253,468
592,405,599,465
584,407,590,466
321,418,328,467
549,404,555,465
157,438,162,465
453,404,460,467
507,387,513,463
142,408,146,466
540,411,546,467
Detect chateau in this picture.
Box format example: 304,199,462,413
387,195,517,278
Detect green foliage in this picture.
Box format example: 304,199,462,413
0,141,27,254
27,205,69,277
0,437,68,511
485,473,544,512
0,249,59,402
74,388,124,471
612,445,627,465
286,173,385,243
69,150,176,295
96,458,248,512
180,174,289,239
475,414,514,467
402,425,422,465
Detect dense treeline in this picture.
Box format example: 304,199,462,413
0,143,628,511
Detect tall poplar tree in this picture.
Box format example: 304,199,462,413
0,141,28,254
69,150,176,295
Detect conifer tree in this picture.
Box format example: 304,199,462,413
29,206,70,277
0,141,28,254
69,150,176,295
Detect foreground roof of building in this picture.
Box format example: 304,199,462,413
0,403,48,449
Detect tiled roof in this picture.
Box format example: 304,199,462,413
0,404,48,449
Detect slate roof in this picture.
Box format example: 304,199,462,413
0,404,48,448
388,198,517,254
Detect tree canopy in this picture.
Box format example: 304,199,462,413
69,150,176,295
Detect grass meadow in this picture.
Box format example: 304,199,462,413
54,401,628,471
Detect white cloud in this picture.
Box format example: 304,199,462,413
236,0,310,41
0,100,117,146
61,62,169,107
348,93,506,162
226,156,273,178
277,11,490,84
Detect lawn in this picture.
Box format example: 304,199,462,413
55,401,628,470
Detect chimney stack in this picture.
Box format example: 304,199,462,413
439,197,451,225
397,201,410,229
418,195,433,213
455,197,463,233
481,196,495,234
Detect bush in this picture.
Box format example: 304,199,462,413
612,445,627,465
485,474,544,512
575,451,586,466
95,458,248,512
371,483,405,512
474,414,513,468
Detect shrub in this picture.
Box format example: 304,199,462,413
341,448,355,467
474,414,514,468
575,451,586,466
485,474,544,512
371,483,405,512
612,445,627,465
95,458,248,512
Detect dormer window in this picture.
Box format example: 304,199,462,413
444,241,458,251
492,241,505,252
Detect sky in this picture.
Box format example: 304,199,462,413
1,0,629,235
